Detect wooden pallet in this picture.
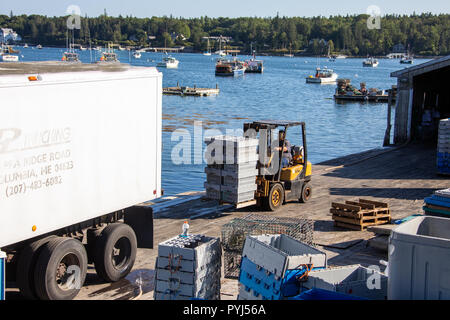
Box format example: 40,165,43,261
331,199,391,230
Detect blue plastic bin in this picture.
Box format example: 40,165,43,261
0,251,5,301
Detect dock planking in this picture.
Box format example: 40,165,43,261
5,143,445,300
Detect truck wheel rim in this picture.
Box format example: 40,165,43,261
112,237,131,271
56,253,80,292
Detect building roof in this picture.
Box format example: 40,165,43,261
391,55,450,78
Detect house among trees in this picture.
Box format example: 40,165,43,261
0,28,21,43
387,43,407,59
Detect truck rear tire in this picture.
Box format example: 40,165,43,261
34,237,88,300
16,236,57,300
93,223,137,283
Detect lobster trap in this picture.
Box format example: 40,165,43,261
221,214,314,278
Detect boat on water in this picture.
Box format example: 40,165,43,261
133,51,142,59
327,46,335,62
98,44,119,63
400,44,414,64
306,67,338,84
203,38,212,56
245,59,264,73
157,55,179,68
0,44,19,62
334,54,347,59
36,44,43,49
215,58,246,76
62,50,80,62
333,79,393,103
400,56,414,64
363,57,379,67
23,43,28,48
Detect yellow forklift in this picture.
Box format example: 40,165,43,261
244,120,312,211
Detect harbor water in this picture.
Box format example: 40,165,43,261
15,47,430,195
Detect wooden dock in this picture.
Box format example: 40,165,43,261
6,143,447,300
163,85,220,97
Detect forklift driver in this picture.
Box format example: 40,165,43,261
276,130,292,168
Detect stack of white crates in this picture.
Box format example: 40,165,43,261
438,119,450,175
154,235,221,300
204,136,259,204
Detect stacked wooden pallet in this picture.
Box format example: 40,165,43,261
331,199,391,231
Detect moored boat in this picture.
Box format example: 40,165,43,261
245,59,264,73
98,44,119,63
363,57,379,67
0,44,19,62
157,55,179,68
215,58,246,76
306,67,338,84
400,57,414,64
62,51,80,62
133,51,142,59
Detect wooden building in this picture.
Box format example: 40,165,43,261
391,56,450,144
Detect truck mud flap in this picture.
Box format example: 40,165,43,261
124,206,154,249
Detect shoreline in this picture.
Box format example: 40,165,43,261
14,44,440,60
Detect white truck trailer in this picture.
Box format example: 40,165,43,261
0,62,162,300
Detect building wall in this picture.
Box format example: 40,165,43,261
394,76,413,144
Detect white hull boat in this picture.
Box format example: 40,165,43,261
157,56,179,68
306,67,338,84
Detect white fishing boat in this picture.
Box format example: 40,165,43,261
23,43,28,48
335,54,347,59
306,67,338,84
133,51,142,59
157,55,179,68
36,44,43,49
363,57,379,67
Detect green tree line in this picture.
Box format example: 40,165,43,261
1,12,449,56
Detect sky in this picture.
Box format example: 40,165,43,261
1,0,449,18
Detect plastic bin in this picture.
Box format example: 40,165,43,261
301,265,388,300
0,251,5,301
242,234,327,279
388,216,450,300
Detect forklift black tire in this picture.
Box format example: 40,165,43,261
300,183,312,203
34,237,88,300
265,184,284,211
93,223,137,283
16,236,57,300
